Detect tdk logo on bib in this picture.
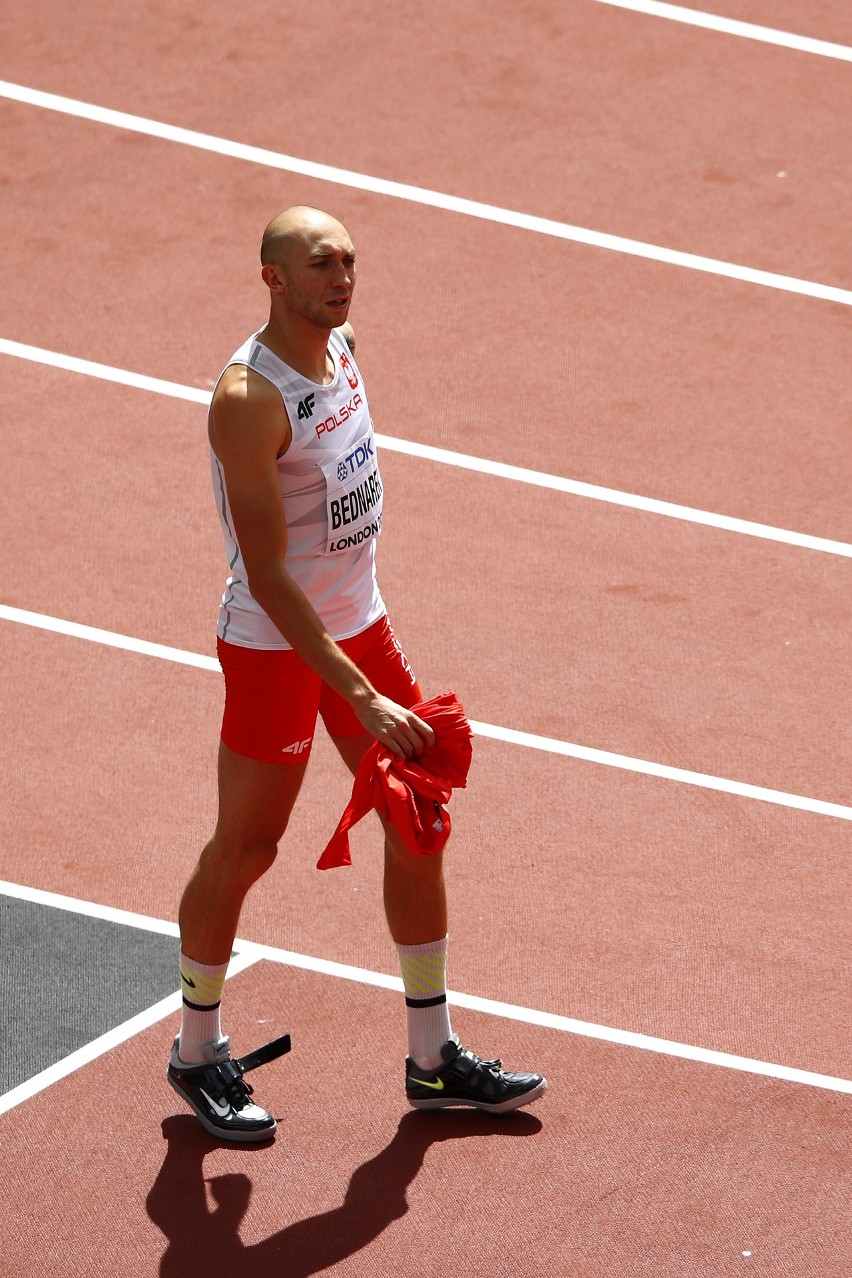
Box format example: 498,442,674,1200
338,439,375,479
319,434,384,555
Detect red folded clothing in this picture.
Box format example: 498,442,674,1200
317,691,473,869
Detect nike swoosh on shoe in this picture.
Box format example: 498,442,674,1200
199,1088,232,1117
408,1076,444,1091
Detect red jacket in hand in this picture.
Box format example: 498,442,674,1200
317,692,473,869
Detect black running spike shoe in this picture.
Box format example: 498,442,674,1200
406,1035,547,1113
167,1036,277,1142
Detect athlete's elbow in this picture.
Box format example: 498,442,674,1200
244,561,289,609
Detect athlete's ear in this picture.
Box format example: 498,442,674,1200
261,263,286,293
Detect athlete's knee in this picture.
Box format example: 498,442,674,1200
239,836,280,882
204,832,281,887
384,834,445,878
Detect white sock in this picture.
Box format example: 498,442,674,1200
395,935,453,1071
178,952,228,1064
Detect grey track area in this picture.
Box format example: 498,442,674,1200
0,895,181,1093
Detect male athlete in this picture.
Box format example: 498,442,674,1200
168,206,546,1140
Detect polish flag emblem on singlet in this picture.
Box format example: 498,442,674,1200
339,352,359,391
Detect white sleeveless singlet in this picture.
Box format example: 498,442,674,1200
210,327,386,649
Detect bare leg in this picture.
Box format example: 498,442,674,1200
179,740,308,964
331,733,447,943
382,832,447,944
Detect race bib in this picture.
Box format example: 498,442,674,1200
319,433,384,555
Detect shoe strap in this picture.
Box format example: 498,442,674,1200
455,1047,503,1077
235,1033,292,1074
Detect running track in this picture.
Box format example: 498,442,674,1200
1,3,850,1275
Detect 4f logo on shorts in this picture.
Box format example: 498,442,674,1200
297,393,315,420
339,353,359,391
281,737,312,756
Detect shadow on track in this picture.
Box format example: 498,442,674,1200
148,1107,542,1276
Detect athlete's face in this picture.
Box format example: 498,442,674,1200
279,226,356,329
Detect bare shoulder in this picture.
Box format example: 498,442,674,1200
209,365,290,461
339,321,355,353
211,363,281,416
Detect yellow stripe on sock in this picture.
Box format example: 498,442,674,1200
180,963,227,1006
398,952,447,999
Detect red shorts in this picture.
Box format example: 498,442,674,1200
217,616,423,765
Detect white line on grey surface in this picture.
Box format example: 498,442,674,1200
1,604,850,823
595,0,852,61
0,877,184,936
1,80,851,307
1,880,850,1101
2,338,850,560
0,948,261,1117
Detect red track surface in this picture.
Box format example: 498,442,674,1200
7,964,852,1278
2,105,850,543
2,0,851,281
2,2,851,1274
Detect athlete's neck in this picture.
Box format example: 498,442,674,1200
257,314,334,385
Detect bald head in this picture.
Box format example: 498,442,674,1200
260,206,351,267
259,206,356,331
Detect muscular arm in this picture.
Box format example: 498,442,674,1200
208,366,431,756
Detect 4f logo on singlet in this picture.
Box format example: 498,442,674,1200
297,393,316,420
339,352,359,391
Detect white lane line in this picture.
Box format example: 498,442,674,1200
2,881,850,1099
2,603,851,823
595,0,852,62
467,719,852,822
377,435,852,560
3,338,850,561
0,878,183,935
0,604,221,672
0,338,210,404
0,949,260,1117
1,80,851,308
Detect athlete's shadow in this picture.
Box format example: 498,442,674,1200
148,1106,541,1276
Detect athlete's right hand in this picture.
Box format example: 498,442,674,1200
356,694,435,758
